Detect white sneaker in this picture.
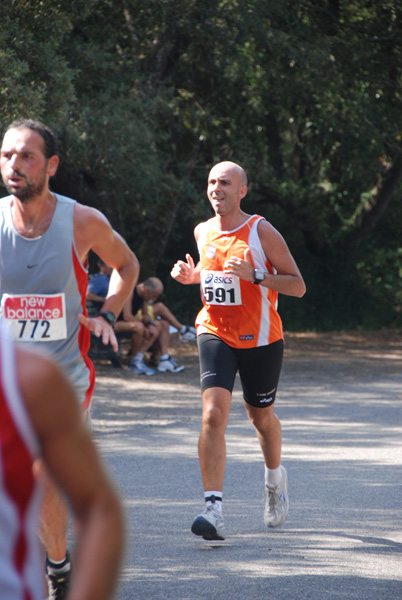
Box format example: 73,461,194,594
264,465,289,527
180,325,196,343
157,356,184,373
128,360,155,375
191,503,225,540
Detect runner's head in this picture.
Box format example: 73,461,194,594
1,119,59,202
207,161,248,217
4,119,59,159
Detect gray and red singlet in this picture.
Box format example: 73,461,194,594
0,325,44,600
0,194,95,410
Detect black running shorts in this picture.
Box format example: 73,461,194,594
197,333,284,408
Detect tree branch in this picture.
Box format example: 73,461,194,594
255,184,329,255
350,154,402,248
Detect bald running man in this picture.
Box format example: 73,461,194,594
171,161,306,540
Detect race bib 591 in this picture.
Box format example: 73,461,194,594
1,293,67,342
201,270,242,305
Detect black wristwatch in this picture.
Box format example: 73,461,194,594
252,269,265,285
96,310,116,327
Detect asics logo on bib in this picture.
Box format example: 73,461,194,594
205,272,233,285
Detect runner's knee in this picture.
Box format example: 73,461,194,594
247,404,277,432
202,404,227,430
202,390,231,429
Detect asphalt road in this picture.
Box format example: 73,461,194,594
89,334,402,600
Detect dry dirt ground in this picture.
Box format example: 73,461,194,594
92,329,402,394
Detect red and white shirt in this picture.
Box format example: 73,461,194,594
0,326,44,600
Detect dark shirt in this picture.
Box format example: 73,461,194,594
131,285,142,314
117,284,142,322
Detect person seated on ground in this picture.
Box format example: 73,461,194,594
143,277,196,344
86,259,158,375
120,276,194,374
117,295,160,376
86,259,113,310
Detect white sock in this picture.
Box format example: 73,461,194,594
204,490,222,512
160,354,169,361
46,554,71,575
134,353,144,362
180,326,186,334
265,465,282,487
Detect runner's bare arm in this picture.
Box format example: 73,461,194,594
223,220,306,297
74,204,139,349
18,348,124,600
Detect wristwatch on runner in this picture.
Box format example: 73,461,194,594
252,269,265,285
96,310,116,327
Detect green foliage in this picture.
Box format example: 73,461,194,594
0,0,97,127
1,0,401,329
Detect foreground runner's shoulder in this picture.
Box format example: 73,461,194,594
73,202,113,231
72,203,125,263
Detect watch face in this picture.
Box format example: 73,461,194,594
253,269,265,283
98,311,116,325
105,311,116,325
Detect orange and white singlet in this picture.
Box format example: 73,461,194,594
196,214,283,348
0,326,44,600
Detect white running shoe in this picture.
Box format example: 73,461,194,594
128,360,155,375
264,465,289,527
180,325,196,343
191,503,225,540
157,356,184,373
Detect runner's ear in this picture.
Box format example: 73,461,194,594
47,155,59,177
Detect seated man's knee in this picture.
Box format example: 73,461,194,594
152,302,165,314
160,319,169,333
135,321,146,336
147,323,160,341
